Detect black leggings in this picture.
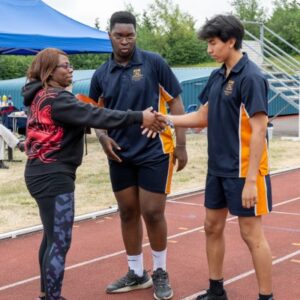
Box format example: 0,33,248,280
36,193,74,300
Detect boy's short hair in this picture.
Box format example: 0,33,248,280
110,11,136,31
198,14,244,49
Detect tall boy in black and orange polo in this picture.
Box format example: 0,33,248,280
90,47,182,192
89,10,187,300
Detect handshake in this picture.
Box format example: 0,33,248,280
141,107,171,138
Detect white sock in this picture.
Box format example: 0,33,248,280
152,249,167,271
127,253,144,277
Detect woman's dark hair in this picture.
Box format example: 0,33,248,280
27,48,67,87
110,11,136,31
198,14,244,49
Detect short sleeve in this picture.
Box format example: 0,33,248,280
154,54,182,99
241,74,268,117
89,69,103,102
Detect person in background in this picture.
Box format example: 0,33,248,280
160,14,274,300
7,95,14,106
0,123,24,169
1,95,7,106
22,47,164,300
89,11,187,300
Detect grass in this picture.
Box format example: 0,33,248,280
0,131,300,234
175,61,219,68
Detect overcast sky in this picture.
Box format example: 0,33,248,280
43,0,274,30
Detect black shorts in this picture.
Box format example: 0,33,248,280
109,153,174,194
205,174,272,216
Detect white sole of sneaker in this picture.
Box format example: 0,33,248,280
106,278,153,293
153,290,174,300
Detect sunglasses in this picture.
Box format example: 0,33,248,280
56,63,74,70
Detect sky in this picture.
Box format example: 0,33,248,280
43,0,275,30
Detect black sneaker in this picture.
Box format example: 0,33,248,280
106,269,152,293
196,289,228,300
152,268,173,300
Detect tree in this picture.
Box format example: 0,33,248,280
231,0,267,37
95,17,100,30
266,0,300,52
69,53,109,70
0,53,110,80
0,56,33,80
128,0,209,65
231,0,266,21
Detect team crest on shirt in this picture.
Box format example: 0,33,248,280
132,68,144,81
224,80,235,95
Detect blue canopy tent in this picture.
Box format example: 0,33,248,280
0,0,112,137
0,0,112,55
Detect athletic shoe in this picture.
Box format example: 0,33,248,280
152,268,173,300
196,289,228,300
106,269,152,293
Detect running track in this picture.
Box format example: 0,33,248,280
0,168,300,300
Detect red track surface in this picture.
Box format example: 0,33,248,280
1,168,300,300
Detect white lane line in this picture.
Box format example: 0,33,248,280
0,275,40,292
272,211,300,216
168,195,300,209
0,197,300,292
273,196,300,207
182,249,300,300
0,216,238,292
168,192,204,202
270,166,300,176
168,200,203,206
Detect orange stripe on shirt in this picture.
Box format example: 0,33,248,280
239,105,269,177
158,85,174,154
239,105,252,177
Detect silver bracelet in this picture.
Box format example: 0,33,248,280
166,118,174,128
